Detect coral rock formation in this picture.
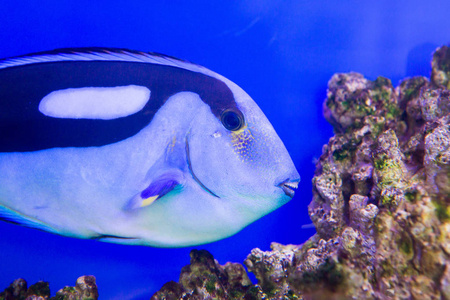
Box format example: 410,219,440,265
151,249,255,299
0,276,98,300
153,46,450,299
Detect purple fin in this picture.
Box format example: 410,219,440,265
124,172,182,210
141,177,179,199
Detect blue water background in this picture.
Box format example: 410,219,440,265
0,1,449,299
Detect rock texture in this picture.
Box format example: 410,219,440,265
152,46,450,299
0,276,98,300
151,249,256,300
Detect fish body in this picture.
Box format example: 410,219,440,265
0,48,299,247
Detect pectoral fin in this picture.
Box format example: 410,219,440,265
125,173,181,210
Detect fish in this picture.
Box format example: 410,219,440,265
0,48,300,247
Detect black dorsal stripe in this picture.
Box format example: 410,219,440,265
0,56,237,152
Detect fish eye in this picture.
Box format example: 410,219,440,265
220,109,244,131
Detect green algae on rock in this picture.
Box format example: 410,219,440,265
53,276,98,300
151,249,254,300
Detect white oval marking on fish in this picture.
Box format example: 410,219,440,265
39,85,150,120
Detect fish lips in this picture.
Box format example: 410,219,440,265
277,178,300,198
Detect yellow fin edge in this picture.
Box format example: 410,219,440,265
141,195,158,207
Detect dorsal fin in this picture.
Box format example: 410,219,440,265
0,47,219,79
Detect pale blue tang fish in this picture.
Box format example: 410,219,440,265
0,48,299,247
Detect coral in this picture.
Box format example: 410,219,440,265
152,46,450,299
151,249,255,299
0,279,28,300
0,280,50,300
0,276,98,300
52,276,98,300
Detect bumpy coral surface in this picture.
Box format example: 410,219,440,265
151,249,256,299
0,276,98,300
152,46,450,299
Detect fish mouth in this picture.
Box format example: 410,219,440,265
277,178,300,198
185,138,220,198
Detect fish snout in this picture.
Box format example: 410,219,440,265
277,177,300,198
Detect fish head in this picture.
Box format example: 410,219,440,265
124,86,300,247
186,80,300,228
